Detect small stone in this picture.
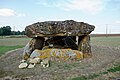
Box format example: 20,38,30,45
20,59,26,63
46,64,49,67
55,71,57,72
27,63,36,68
18,63,28,69
41,62,44,66
49,44,53,47
41,58,50,68
42,64,46,68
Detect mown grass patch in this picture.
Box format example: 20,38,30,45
0,46,24,56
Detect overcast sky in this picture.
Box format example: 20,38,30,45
0,0,120,34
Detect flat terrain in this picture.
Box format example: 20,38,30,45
0,38,30,56
0,37,30,46
0,36,120,80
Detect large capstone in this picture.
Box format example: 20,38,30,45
25,20,95,37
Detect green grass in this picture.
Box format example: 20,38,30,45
99,71,108,75
71,64,120,80
0,37,30,56
0,46,24,56
72,76,87,80
107,65,120,72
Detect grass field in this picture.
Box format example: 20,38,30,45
0,36,120,80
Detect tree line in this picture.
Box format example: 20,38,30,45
0,26,25,36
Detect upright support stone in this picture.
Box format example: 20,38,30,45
31,37,45,50
23,37,45,60
78,35,91,58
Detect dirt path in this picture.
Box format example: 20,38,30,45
0,45,120,80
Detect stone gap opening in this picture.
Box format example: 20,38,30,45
29,35,91,58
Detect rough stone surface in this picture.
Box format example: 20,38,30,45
29,49,83,60
18,63,28,69
25,20,95,37
23,37,45,60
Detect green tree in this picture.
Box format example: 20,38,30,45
0,26,11,35
0,28,2,35
21,31,25,35
0,26,25,36
1,26,11,35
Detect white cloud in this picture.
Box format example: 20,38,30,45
0,9,16,16
37,0,106,14
0,8,26,17
62,0,103,14
17,13,26,17
115,21,120,24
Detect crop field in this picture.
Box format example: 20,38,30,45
0,36,120,80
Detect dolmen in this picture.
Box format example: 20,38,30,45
19,20,95,69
